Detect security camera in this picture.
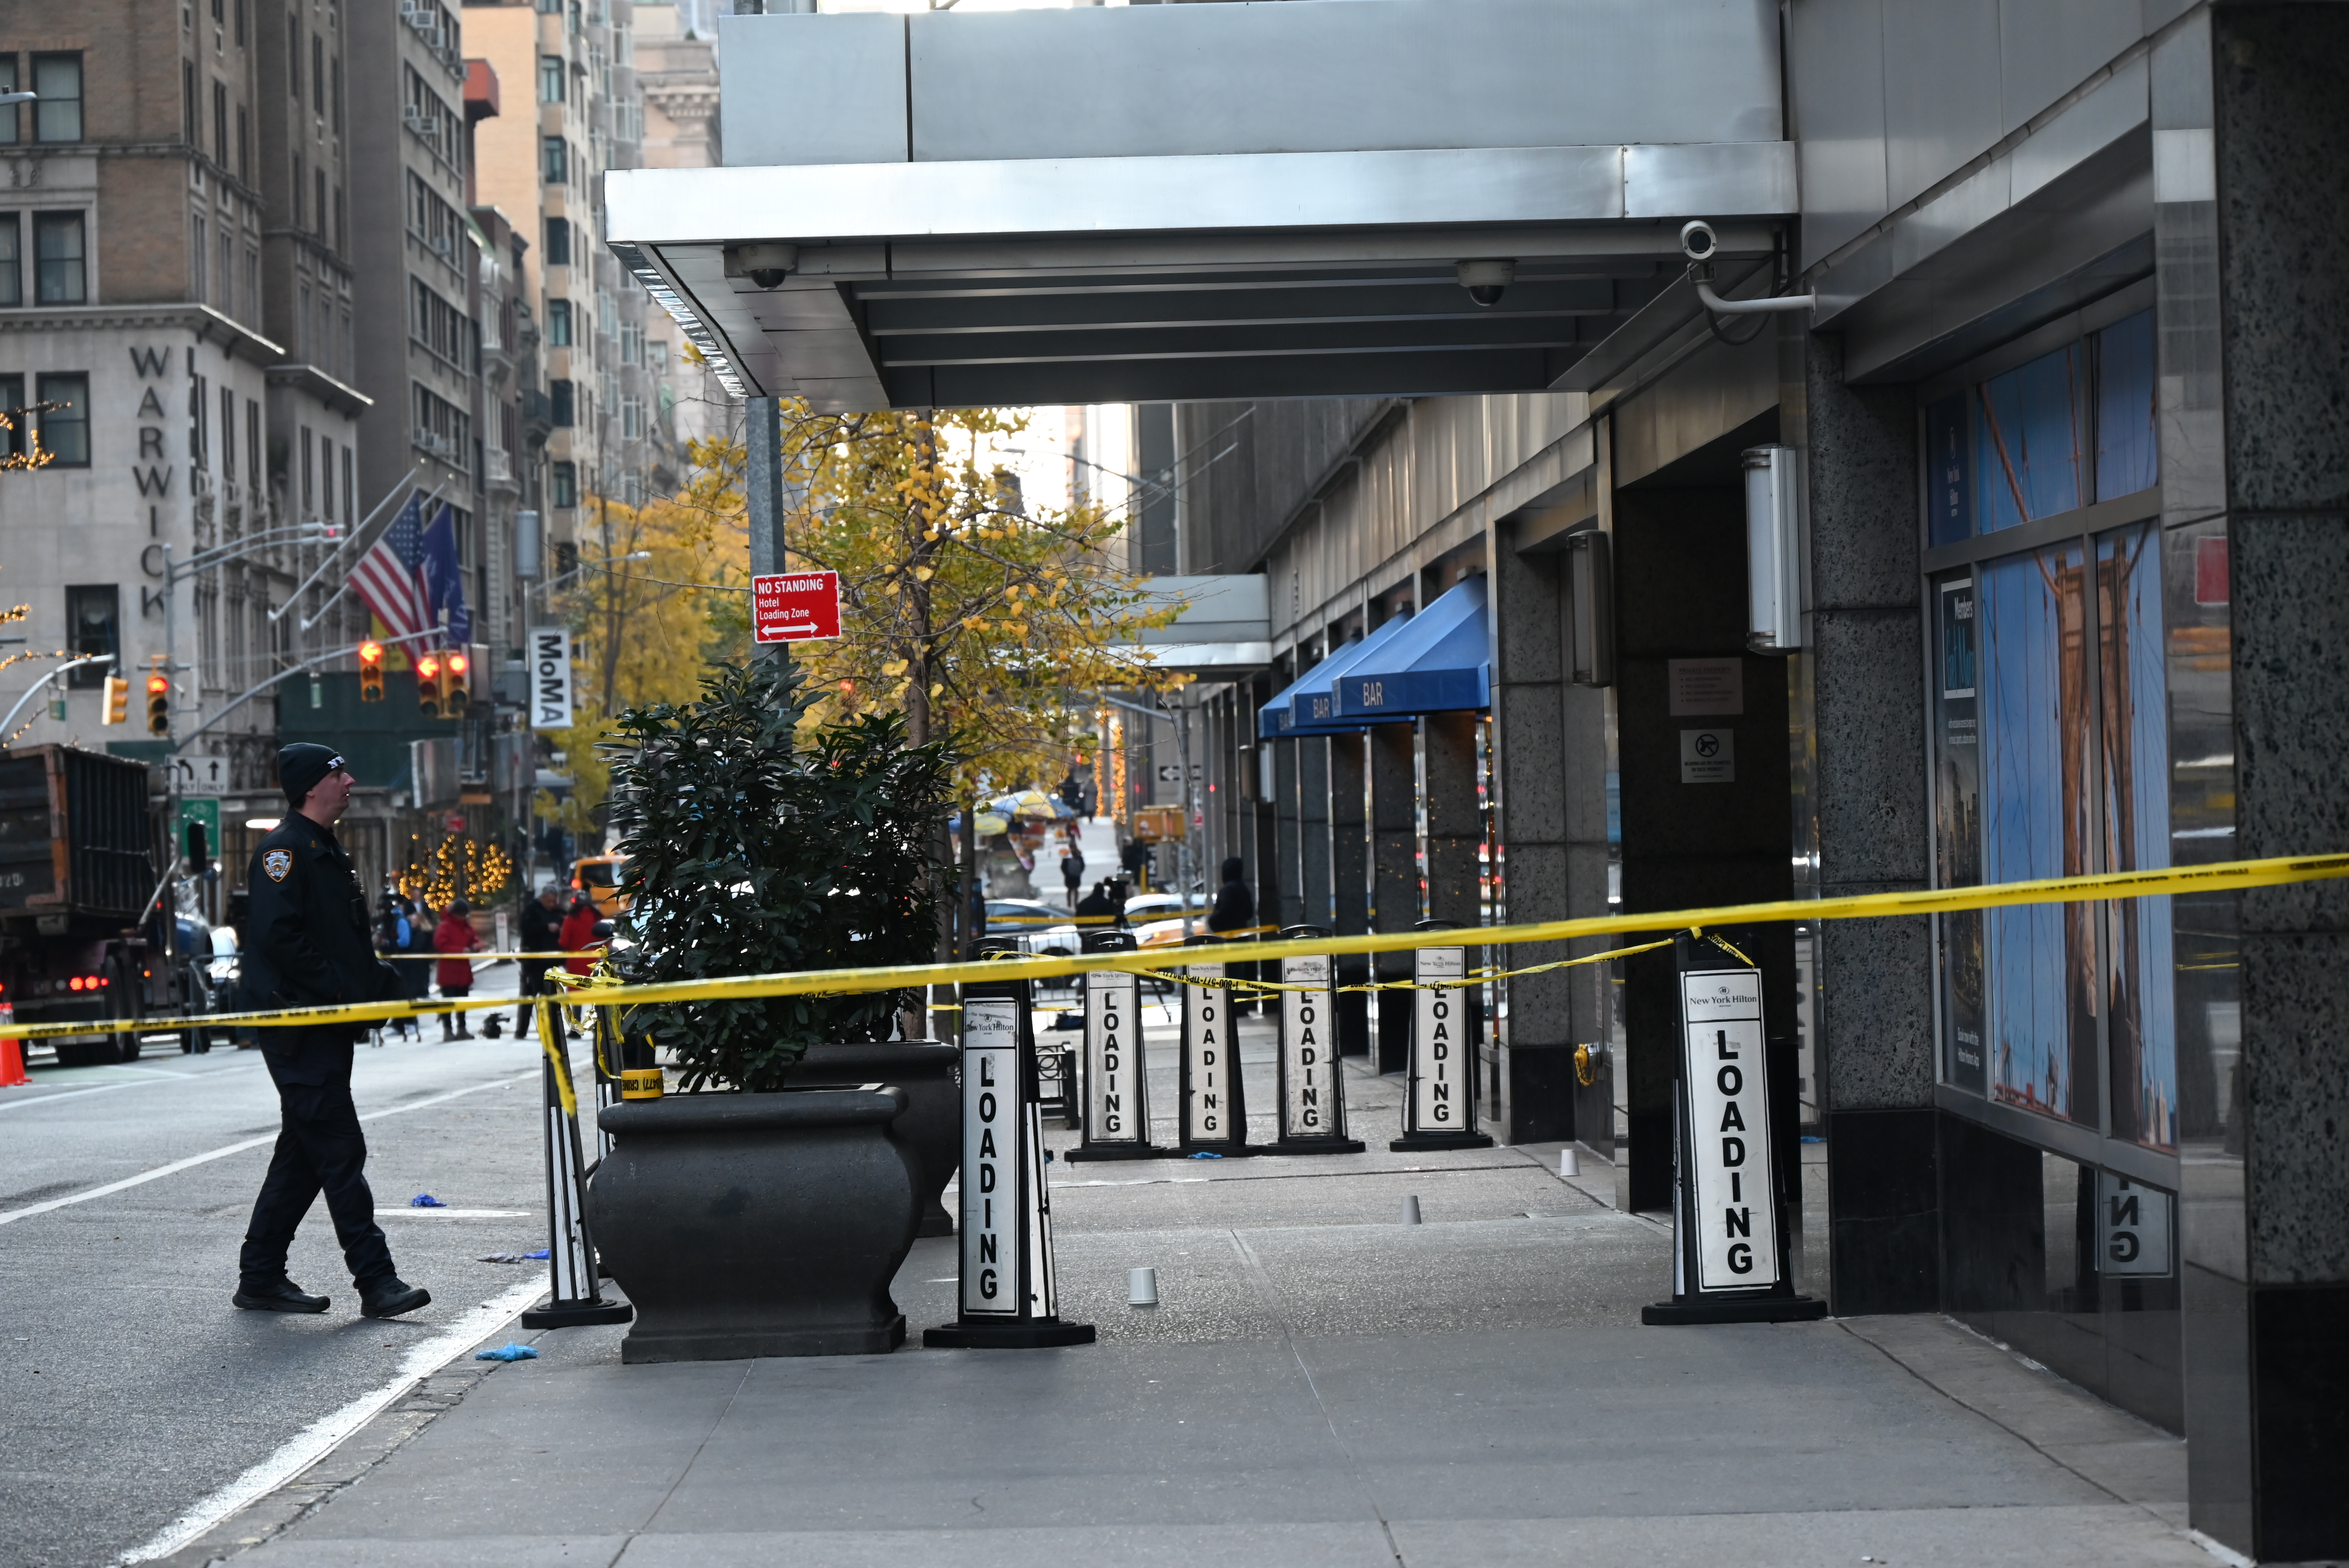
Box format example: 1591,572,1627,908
1679,221,1718,264
1455,258,1516,308
725,242,800,290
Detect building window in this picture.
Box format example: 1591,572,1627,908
292,154,304,227
311,34,324,114
0,213,19,307
39,371,91,468
0,374,23,459
191,214,207,302
540,54,565,103
237,106,248,180
542,135,567,185
0,57,18,146
342,443,353,526
220,387,235,484
620,395,642,442
300,426,314,513
34,212,86,304
184,62,198,145
546,298,571,346
550,459,576,509
1926,308,2185,1151
287,19,301,101
32,53,82,143
544,216,570,267
549,378,574,427
64,585,118,688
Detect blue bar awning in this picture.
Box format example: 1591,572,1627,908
1255,616,1413,740
1333,576,1491,719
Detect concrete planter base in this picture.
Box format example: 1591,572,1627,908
788,1042,959,1237
591,1087,920,1363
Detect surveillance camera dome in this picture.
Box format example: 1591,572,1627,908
1455,258,1517,309
747,269,789,290
1679,220,1719,264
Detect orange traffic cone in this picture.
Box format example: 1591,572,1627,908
0,1004,27,1087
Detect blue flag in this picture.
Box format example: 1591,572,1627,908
418,502,472,647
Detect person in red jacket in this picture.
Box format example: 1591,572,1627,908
433,900,487,1041
556,893,603,1040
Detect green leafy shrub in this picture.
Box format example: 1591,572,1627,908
608,659,955,1091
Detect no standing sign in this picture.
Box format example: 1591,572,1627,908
752,571,842,643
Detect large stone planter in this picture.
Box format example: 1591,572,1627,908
788,1041,958,1238
590,1087,919,1363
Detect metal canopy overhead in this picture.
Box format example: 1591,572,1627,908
606,0,1797,413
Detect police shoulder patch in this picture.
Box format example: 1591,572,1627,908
263,849,293,883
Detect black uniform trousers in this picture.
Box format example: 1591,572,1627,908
238,1037,395,1291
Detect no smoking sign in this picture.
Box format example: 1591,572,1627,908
752,571,842,643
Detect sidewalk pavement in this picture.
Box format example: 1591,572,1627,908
158,1033,2211,1568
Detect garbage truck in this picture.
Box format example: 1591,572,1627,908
0,745,205,1066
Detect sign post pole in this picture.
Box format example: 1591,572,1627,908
1643,931,1825,1325
1391,918,1494,1151
1265,925,1365,1155
1065,930,1169,1161
925,975,1095,1349
1177,933,1252,1155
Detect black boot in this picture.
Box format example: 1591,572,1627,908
359,1278,432,1319
234,1277,330,1313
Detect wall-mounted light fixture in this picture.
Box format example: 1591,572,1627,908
1742,444,1802,654
1565,529,1613,686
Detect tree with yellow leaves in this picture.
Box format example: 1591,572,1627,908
768,403,1182,792
534,435,752,843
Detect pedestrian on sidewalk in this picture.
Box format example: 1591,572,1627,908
374,893,422,1042
1209,856,1258,1013
397,894,433,1032
515,884,561,1037
1060,841,1085,908
233,743,430,1321
433,900,486,1040
558,892,602,1039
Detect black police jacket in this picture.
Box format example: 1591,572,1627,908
245,813,402,1083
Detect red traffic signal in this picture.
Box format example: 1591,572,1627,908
144,673,170,736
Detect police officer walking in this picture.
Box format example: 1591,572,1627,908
232,744,431,1319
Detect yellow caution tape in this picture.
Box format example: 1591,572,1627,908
4,851,2337,1044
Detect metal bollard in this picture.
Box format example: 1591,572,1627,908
1560,1147,1581,1178
1401,1195,1422,1225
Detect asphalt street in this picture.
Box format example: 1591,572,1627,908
0,960,570,1568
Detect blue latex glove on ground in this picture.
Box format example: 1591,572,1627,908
474,1343,539,1362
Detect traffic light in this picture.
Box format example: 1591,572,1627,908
416,652,443,718
442,649,471,716
98,674,127,725
144,674,170,736
357,640,385,702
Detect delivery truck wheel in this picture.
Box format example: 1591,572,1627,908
107,959,140,1062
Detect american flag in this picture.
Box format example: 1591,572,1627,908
350,494,430,641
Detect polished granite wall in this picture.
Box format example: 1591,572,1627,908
2194,6,2349,1557
1798,331,1939,1316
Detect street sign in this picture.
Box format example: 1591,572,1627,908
529,627,574,730
179,797,221,858
752,571,842,643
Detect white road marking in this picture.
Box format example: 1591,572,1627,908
0,1062,269,1114
118,1276,552,1565
0,1071,537,1227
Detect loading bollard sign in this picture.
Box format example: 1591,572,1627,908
751,571,841,644
1643,932,1824,1326
1178,940,1251,1155
925,986,1094,1349
1392,925,1493,1151
1269,930,1364,1154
